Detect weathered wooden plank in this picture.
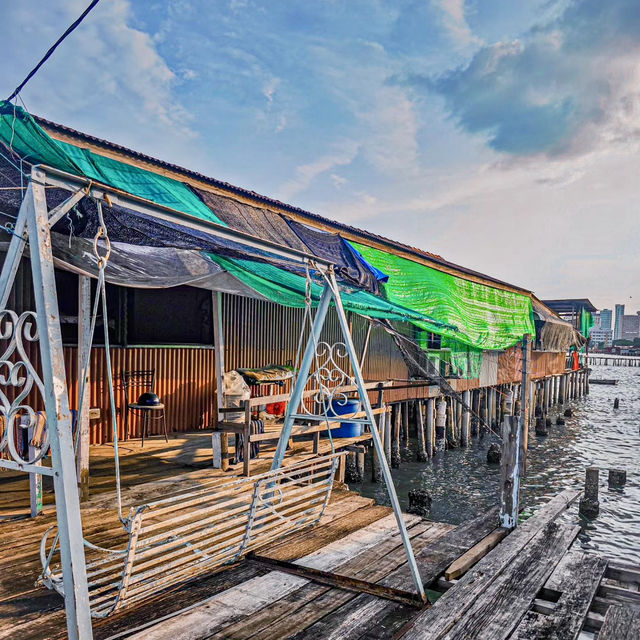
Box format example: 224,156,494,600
398,490,580,640
126,513,414,640
421,523,580,640
208,521,450,640
510,551,607,640
444,528,508,580
290,508,500,640
598,605,640,640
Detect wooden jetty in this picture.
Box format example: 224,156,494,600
1,438,638,640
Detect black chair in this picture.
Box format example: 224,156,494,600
121,369,168,446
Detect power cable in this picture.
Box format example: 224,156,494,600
6,0,102,102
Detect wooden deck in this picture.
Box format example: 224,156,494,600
0,439,638,639
0,429,370,519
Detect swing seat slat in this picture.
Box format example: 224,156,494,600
38,452,344,618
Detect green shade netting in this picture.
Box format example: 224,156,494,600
351,242,535,351
580,310,594,340
0,101,224,225
208,254,454,332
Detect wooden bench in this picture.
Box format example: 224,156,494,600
215,402,387,476
39,452,345,618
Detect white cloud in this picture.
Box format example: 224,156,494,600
434,0,481,48
0,0,197,163
278,140,360,200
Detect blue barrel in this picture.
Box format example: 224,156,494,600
327,398,362,438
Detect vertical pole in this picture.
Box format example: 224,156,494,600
325,271,425,601
416,400,427,461
391,404,401,468
27,170,92,639
76,276,91,502
499,415,521,529
402,401,409,443
26,416,42,517
0,202,28,309
425,397,434,457
436,398,446,451
519,335,531,474
212,291,228,469
461,390,470,447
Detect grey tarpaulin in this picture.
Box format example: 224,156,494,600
532,298,585,352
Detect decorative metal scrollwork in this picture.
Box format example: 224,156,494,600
300,341,355,416
0,309,49,465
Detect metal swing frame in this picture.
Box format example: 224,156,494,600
0,164,424,639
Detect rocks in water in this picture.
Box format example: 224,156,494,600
564,408,573,417
407,488,432,517
556,416,565,425
487,443,501,464
545,417,552,428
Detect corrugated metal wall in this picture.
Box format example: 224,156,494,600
1,258,568,445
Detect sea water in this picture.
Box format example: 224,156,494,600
355,363,640,564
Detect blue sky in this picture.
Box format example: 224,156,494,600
2,0,639,310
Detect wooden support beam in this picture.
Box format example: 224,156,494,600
247,553,425,607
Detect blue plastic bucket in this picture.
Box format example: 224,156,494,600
327,398,362,438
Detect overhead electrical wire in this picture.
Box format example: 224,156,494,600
6,0,102,102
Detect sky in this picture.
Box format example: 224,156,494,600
1,0,639,311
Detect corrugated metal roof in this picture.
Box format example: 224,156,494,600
35,114,533,295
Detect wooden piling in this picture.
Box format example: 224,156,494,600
391,404,401,468
499,415,521,529
384,409,392,466
402,401,410,443
461,390,470,447
579,467,600,518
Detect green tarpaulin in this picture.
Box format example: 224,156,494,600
0,101,224,225
207,254,455,332
351,242,535,351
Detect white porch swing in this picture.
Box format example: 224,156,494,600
0,164,424,636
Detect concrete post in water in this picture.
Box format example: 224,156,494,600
579,467,600,518
461,390,471,447
614,398,620,409
391,404,401,468
436,398,447,452
426,397,434,457
608,468,626,489
559,374,566,404
471,390,479,436
416,401,427,462
456,399,463,443
499,415,521,529
543,378,550,412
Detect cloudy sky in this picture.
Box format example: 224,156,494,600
2,0,639,311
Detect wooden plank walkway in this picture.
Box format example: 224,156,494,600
1,441,639,639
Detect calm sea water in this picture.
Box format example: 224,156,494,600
355,363,640,564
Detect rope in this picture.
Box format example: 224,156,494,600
7,0,103,102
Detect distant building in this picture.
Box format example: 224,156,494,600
600,308,612,331
614,304,625,340
590,327,613,347
621,313,640,341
